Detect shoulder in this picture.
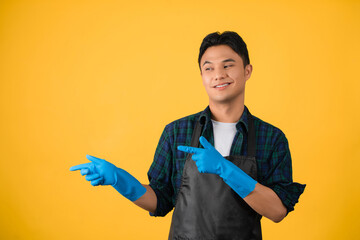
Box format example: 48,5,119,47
163,110,202,134
157,110,203,149
251,113,288,146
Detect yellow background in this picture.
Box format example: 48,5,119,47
1,0,359,239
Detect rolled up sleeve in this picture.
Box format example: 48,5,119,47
263,132,306,214
147,125,175,217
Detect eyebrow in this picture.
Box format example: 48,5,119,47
202,58,236,67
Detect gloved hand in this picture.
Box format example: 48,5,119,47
70,155,146,201
177,136,258,198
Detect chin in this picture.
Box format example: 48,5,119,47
209,97,233,104
210,94,242,104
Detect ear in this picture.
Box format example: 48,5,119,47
244,64,253,81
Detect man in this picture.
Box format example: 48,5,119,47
70,31,306,240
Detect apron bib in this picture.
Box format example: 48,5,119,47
169,111,262,240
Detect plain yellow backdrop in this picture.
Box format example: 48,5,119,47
1,0,359,239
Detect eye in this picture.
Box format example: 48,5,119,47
204,67,212,71
224,65,233,69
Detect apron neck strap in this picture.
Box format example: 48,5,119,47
192,109,256,157
247,112,256,157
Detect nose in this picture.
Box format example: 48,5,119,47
214,68,226,81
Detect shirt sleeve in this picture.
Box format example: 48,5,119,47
147,125,175,217
263,131,306,214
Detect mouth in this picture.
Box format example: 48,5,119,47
214,82,231,90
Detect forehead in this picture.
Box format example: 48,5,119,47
201,45,242,64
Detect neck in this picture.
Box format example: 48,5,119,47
208,98,245,123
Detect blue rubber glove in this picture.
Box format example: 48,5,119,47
177,136,257,198
70,155,146,201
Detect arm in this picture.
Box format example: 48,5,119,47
221,132,305,221
254,132,306,218
133,184,157,214
243,183,287,223
70,156,159,213
70,155,148,202
71,125,175,216
178,136,288,223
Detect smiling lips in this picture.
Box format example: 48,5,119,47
214,82,231,89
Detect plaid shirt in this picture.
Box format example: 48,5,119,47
147,105,306,216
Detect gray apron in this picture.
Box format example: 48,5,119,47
169,110,262,240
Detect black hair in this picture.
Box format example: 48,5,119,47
198,31,250,70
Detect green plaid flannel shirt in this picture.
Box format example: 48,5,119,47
147,105,306,216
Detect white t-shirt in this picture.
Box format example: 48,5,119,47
211,119,237,157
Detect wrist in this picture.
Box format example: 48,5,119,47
219,160,258,198
218,159,235,178
110,167,118,187
213,155,227,175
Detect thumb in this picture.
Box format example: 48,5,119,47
86,154,103,163
199,136,213,149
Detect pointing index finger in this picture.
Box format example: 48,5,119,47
69,162,93,171
177,145,201,154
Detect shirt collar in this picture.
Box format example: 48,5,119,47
199,105,249,133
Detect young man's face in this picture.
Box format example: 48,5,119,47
200,44,252,105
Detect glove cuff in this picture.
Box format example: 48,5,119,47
219,160,257,198
112,168,147,201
